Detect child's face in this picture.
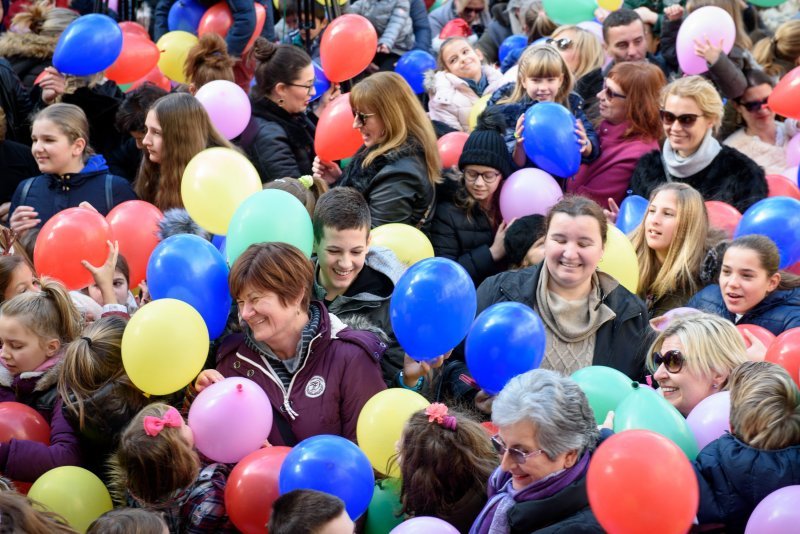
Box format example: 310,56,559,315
720,247,780,316
0,316,56,375
441,40,482,80
523,74,563,102
87,269,129,307
3,263,39,303
178,417,195,448
315,226,370,299
142,110,163,164
31,119,85,176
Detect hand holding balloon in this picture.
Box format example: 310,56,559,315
194,369,225,393
512,114,526,167
312,156,343,185
81,240,120,305
741,329,768,362
693,35,724,65
402,351,451,386
576,121,591,157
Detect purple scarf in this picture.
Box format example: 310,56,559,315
469,452,591,534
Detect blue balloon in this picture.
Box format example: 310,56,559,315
521,102,581,177
498,34,527,64
395,50,437,94
279,435,375,519
311,61,330,102
616,195,649,234
53,14,123,76
735,196,800,268
146,234,232,339
465,302,546,395
168,0,207,33
211,234,226,256
390,257,477,361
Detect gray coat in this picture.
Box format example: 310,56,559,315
348,0,415,53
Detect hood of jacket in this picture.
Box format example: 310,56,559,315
691,284,800,320
424,66,501,95
43,154,109,189
0,32,57,60
313,246,406,309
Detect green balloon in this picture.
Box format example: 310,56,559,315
571,366,635,425
613,384,700,459
340,157,352,169
364,478,405,534
749,0,786,6
428,0,444,12
226,189,314,264
542,0,596,25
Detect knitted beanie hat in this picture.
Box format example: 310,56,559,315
458,108,513,179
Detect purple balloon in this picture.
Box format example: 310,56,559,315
188,377,273,463
686,391,730,451
745,486,800,534
676,6,735,75
499,168,563,222
786,133,800,168
654,307,700,331
390,517,459,534
194,80,252,140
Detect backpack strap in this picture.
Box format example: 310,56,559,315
18,177,36,207
105,174,114,212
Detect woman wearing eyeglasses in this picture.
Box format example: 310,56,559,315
429,0,491,42
430,110,514,287
470,369,606,533
630,76,767,214
312,72,441,232
646,312,748,417
723,69,799,176
566,62,664,210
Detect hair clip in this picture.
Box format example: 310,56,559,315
425,403,457,431
143,407,183,437
298,175,314,189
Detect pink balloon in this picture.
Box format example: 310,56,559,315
390,517,459,534
745,486,800,534
194,80,252,140
786,134,800,168
108,0,119,12
685,391,730,451
577,20,604,44
499,168,563,222
676,6,735,75
188,377,273,463
654,306,699,331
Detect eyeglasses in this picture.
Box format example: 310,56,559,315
462,7,484,14
491,435,544,464
287,81,315,95
601,83,626,101
464,169,502,184
738,97,769,113
546,37,573,51
652,349,685,373
354,111,375,126
659,110,702,128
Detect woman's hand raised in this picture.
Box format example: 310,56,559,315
312,156,343,186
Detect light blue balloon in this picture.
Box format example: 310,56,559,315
616,195,649,234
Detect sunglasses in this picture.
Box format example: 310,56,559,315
601,83,626,101
546,37,573,51
652,349,685,374
464,169,501,184
659,110,702,128
491,435,545,465
738,97,769,113
354,111,375,125
462,7,484,14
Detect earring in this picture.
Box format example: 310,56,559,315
278,98,285,106
711,383,718,390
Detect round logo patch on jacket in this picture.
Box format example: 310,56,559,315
305,376,326,398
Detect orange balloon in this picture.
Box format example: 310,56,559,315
225,447,291,533
766,173,800,200
106,32,161,84
106,201,164,288
34,208,113,291
437,131,469,169
704,200,741,239
320,14,378,82
197,2,233,38
118,21,150,39
129,65,172,92
765,327,800,387
768,65,800,121
736,324,776,350
314,92,363,162
587,429,699,534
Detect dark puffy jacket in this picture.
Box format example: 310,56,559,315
0,31,57,89
0,58,34,144
694,433,800,533
630,146,767,214
410,0,432,53
0,140,38,203
687,284,800,336
239,96,316,183
474,4,511,65
9,154,138,228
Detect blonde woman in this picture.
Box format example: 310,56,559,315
548,25,604,81
752,19,800,80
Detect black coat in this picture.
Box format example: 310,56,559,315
630,146,767,213
0,140,38,203
0,58,34,145
508,475,603,534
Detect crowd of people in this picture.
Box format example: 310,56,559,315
0,0,798,532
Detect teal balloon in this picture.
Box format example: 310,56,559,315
364,478,405,534
571,366,635,425
226,189,313,264
613,385,700,459
542,0,596,25
749,0,786,6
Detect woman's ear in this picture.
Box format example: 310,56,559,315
44,338,61,358
71,138,86,157
767,271,781,293
563,449,579,469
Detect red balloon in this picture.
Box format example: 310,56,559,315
315,92,363,162
106,201,164,288
587,430,698,534
765,327,800,387
440,18,472,39
198,2,233,38
225,446,291,533
766,174,800,200
704,200,741,239
129,65,172,92
106,32,161,85
34,208,113,291
768,65,800,121
0,402,50,445
736,324,776,350
787,260,800,276
243,3,266,53
119,21,151,39
437,131,470,169
320,14,378,83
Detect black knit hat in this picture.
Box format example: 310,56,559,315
504,214,546,266
458,108,513,179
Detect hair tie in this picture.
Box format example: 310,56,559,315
81,336,92,347
425,403,457,431
298,175,314,189
143,407,183,437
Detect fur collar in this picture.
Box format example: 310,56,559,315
0,32,57,60
0,356,63,392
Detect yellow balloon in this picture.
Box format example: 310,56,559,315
356,388,429,475
29,466,112,533
156,31,198,84
597,0,623,10
182,147,262,235
122,299,209,395
598,225,639,293
468,93,491,131
371,223,434,266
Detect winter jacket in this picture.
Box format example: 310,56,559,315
428,0,492,39
474,263,652,381
723,120,799,176
312,246,407,384
214,305,386,446
629,146,767,214
0,140,38,203
474,4,511,65
410,0,433,53
0,58,34,144
687,284,800,336
426,66,503,132
347,0,415,53
0,359,81,482
694,433,800,533
9,154,138,229
239,96,316,183
566,120,660,209
338,140,437,233
60,82,126,161
0,31,57,89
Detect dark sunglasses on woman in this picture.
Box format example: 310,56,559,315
737,97,769,113
546,37,573,51
652,349,685,373
659,110,701,128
